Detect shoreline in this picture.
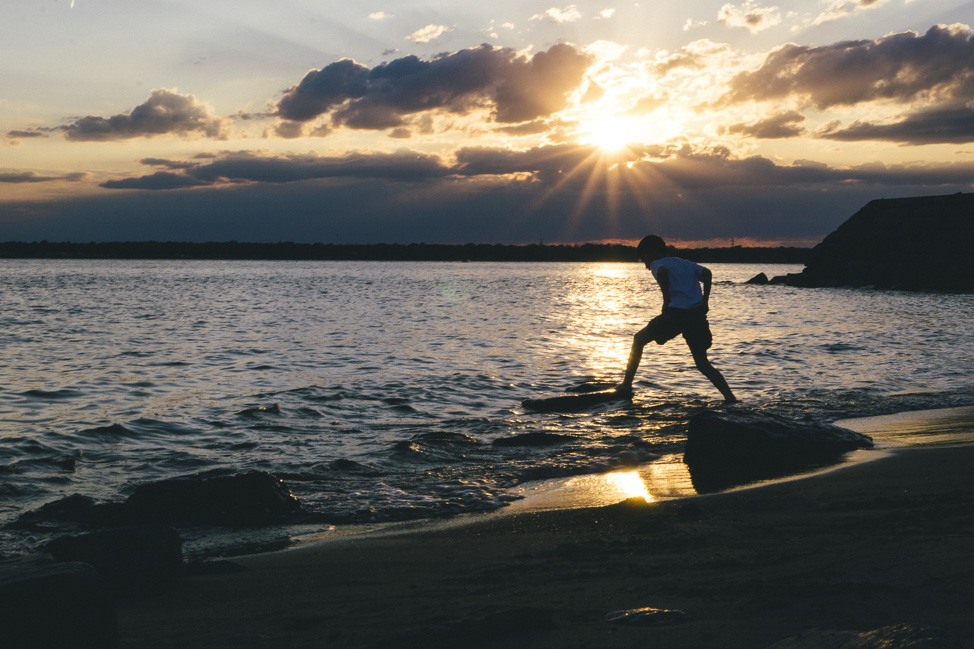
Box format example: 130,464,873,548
115,408,974,648
280,405,974,551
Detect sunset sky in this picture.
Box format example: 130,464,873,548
2,0,972,245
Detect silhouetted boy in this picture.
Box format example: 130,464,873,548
617,235,737,403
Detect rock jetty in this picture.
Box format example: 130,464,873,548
773,192,974,292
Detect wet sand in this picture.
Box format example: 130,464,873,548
116,429,974,647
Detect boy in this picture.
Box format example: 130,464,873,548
617,235,737,403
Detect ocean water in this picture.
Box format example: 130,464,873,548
2,260,973,557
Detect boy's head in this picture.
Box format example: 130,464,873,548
636,235,667,264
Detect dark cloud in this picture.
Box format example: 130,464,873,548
724,24,974,108
8,144,973,245
60,89,227,141
5,130,48,140
101,172,211,190
0,171,84,183
276,44,593,129
140,158,198,170
820,103,974,144
100,150,452,190
723,110,806,138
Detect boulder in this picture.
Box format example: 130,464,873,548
684,410,873,492
745,272,770,285
124,470,303,527
774,192,974,292
46,526,183,587
0,556,119,649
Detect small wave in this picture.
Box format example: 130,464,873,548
324,458,386,476
236,404,282,418
77,423,139,439
492,432,575,447
19,389,82,401
412,431,480,446
820,342,864,353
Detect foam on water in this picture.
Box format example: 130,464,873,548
1,260,973,557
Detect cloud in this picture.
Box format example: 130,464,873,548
811,0,887,27
369,11,392,20
101,172,211,190
100,150,453,190
724,24,974,109
59,89,227,141
408,24,451,44
820,103,974,144
275,44,593,128
531,5,583,23
5,130,49,141
718,1,782,34
0,171,85,183
723,110,806,138
14,144,972,245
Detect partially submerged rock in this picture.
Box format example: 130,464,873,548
684,410,873,492
125,470,303,527
14,470,304,533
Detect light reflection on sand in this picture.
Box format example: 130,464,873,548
505,453,697,513
836,406,974,447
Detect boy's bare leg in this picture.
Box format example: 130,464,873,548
618,327,652,392
691,348,738,403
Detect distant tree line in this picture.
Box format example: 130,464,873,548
0,241,810,264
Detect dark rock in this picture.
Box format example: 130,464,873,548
605,606,689,626
46,526,183,586
764,623,963,648
0,556,119,649
777,192,974,292
124,470,303,527
745,272,770,285
12,494,128,530
684,410,873,492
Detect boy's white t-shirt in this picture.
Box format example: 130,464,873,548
649,257,706,309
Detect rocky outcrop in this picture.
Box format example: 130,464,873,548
14,470,304,532
683,410,873,492
0,556,119,649
774,193,974,292
124,470,302,527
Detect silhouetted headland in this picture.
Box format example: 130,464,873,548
770,192,974,292
0,240,809,263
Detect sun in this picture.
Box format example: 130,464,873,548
577,112,682,153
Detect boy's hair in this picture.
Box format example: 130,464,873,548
636,234,667,259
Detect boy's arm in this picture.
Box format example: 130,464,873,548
700,266,712,310
656,266,671,311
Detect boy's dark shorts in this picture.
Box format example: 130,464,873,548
643,306,713,352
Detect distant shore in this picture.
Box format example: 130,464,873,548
115,409,974,648
0,241,810,264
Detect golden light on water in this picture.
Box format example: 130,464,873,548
556,264,641,376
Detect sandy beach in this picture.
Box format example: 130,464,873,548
111,408,974,649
